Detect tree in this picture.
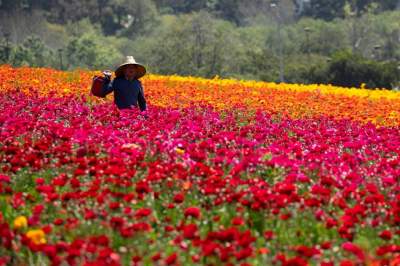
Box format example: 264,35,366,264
44,0,96,24
378,0,399,10
213,0,241,24
0,37,11,63
20,35,47,66
137,11,241,78
302,0,346,21
0,0,27,10
327,50,398,89
65,33,121,69
115,0,158,38
10,35,53,67
153,0,211,13
153,0,272,25
347,0,399,15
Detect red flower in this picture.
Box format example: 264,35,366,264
151,253,161,262
135,208,152,218
379,230,392,240
341,242,365,261
42,225,52,234
192,254,200,263
42,244,57,258
201,241,219,256
84,210,96,220
184,207,201,219
339,260,354,266
110,217,125,228
135,181,151,194
321,242,332,250
232,217,244,226
132,255,141,264
284,256,308,265
182,223,198,239
131,222,151,231
35,178,45,185
264,230,274,240
109,202,120,210
165,253,177,265
33,204,44,215
173,193,184,203
295,245,320,258
165,225,174,232
235,247,253,261
53,218,63,226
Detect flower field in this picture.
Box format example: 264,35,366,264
0,65,400,266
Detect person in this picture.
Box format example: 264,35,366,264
102,56,147,111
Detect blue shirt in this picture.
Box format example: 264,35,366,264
102,76,147,111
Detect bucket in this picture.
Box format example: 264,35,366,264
91,76,107,98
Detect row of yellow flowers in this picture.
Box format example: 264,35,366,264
1,65,399,126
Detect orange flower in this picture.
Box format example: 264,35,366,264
175,147,185,155
1,65,399,126
13,216,28,230
183,181,192,190
26,229,46,245
258,247,269,254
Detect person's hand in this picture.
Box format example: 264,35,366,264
102,70,112,80
140,110,149,120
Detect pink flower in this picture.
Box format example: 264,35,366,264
0,174,10,183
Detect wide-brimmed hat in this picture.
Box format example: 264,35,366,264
115,56,146,79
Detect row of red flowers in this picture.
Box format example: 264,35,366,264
0,89,399,265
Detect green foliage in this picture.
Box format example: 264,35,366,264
289,50,399,88
0,38,11,63
348,0,399,15
0,0,28,10
327,50,399,89
137,12,242,78
153,0,212,14
288,18,348,55
303,0,347,21
297,0,399,20
213,0,242,25
0,35,54,67
284,54,330,84
0,1,399,88
65,33,122,70
116,0,159,38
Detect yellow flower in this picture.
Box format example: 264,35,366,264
175,147,185,155
13,216,28,230
26,229,46,245
121,143,140,149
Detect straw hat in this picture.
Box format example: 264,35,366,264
115,56,147,79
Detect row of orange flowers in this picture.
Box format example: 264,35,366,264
1,65,399,126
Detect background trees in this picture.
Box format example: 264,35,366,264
0,0,399,88
302,0,347,21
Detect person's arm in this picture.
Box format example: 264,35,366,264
137,81,147,111
102,77,114,96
